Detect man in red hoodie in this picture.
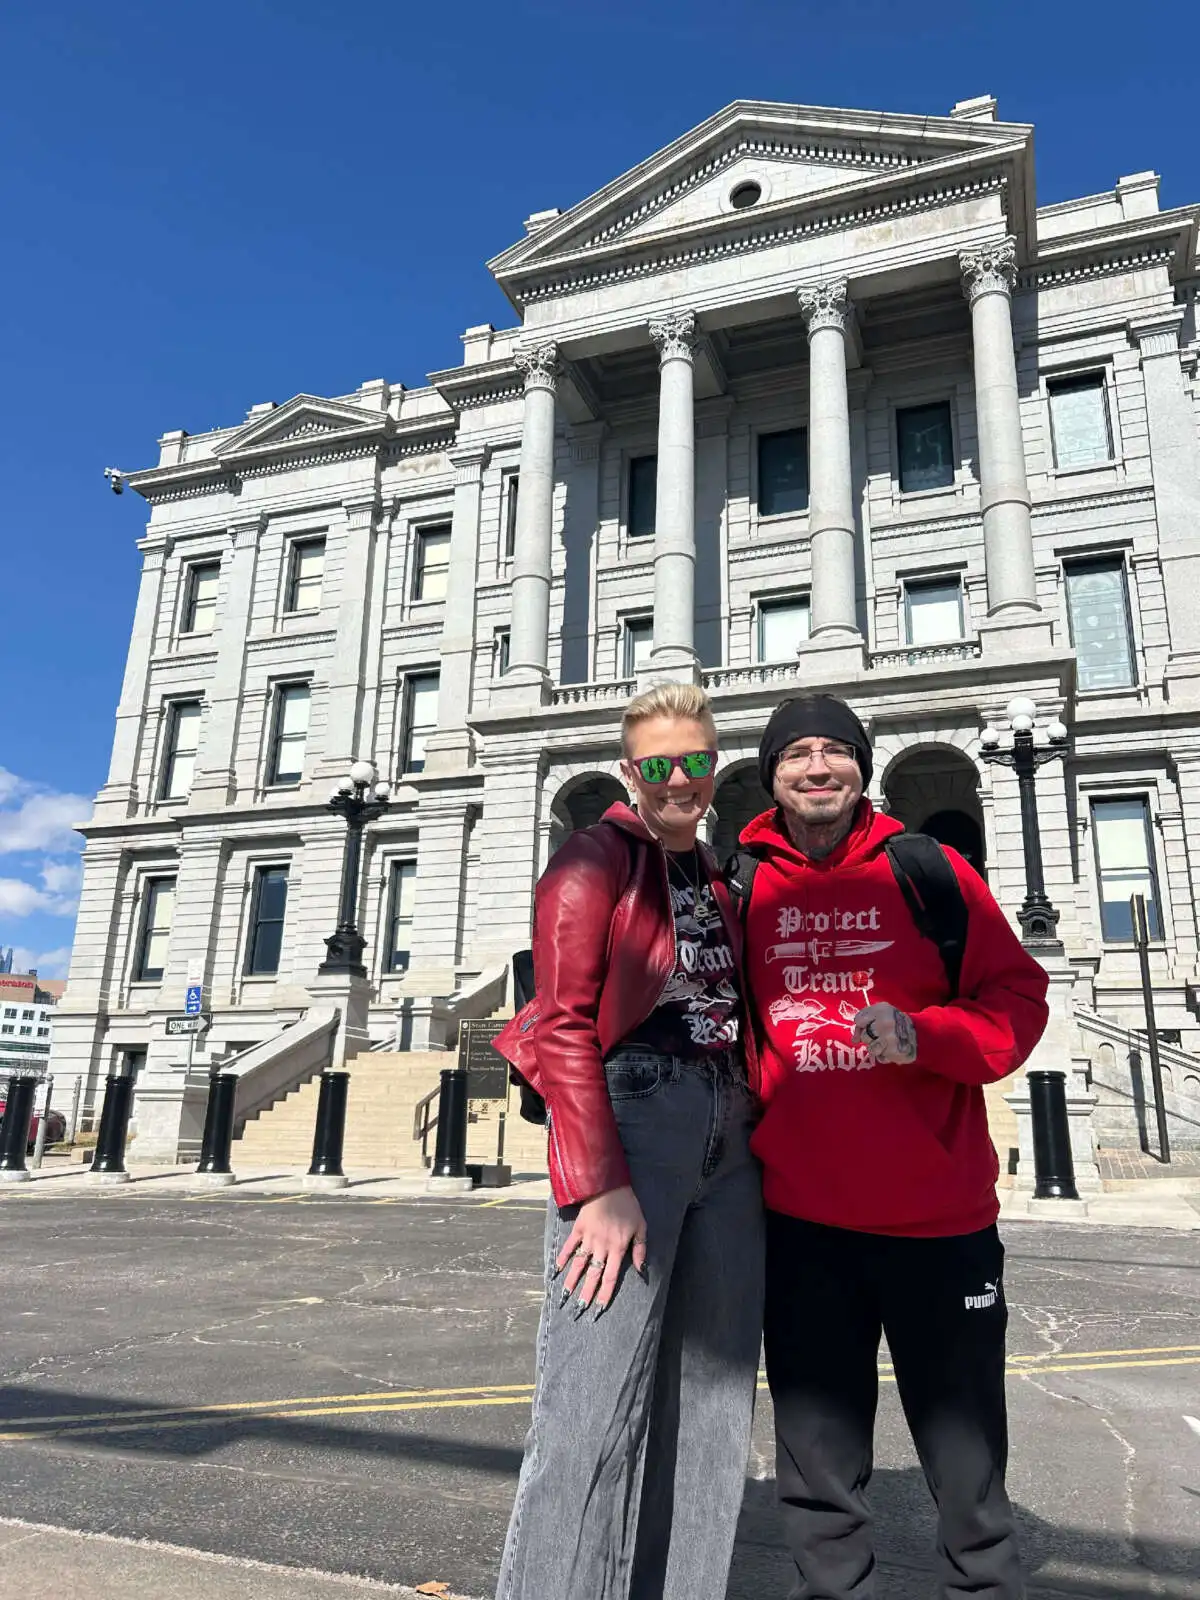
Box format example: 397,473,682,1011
740,694,1048,1600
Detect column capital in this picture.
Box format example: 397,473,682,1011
342,494,382,527
648,310,698,366
960,237,1018,306
798,279,851,337
515,342,560,394
226,512,266,549
1129,311,1185,361
447,443,491,484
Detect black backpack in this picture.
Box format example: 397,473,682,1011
724,831,969,997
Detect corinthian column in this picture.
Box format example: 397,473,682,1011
506,343,559,693
647,311,700,679
961,239,1038,617
798,280,859,640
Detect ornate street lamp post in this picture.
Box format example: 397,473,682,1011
980,697,1079,1202
319,759,391,977
979,697,1069,949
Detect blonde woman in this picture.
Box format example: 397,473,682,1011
492,683,763,1600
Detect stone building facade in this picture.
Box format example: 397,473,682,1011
54,96,1200,1160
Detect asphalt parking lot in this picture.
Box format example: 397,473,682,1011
0,1191,1198,1598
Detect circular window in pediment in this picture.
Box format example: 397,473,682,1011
729,180,762,210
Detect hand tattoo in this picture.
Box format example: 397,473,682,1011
893,1009,917,1062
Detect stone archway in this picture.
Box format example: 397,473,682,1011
711,763,773,861
883,745,986,871
548,772,627,855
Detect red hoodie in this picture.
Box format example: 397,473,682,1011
742,801,1049,1237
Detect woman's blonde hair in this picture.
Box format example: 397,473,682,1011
620,682,718,755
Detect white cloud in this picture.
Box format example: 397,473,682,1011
0,789,91,855
3,946,73,980
40,859,84,897
0,768,24,806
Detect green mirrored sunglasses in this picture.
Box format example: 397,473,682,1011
633,749,717,784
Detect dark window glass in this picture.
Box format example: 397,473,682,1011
136,877,176,981
504,476,519,559
1049,375,1112,470
730,181,762,210
1064,560,1135,692
897,402,954,493
247,866,289,975
1091,798,1161,943
386,861,417,973
495,630,510,676
628,456,657,539
622,617,653,677
758,429,809,517
183,562,221,634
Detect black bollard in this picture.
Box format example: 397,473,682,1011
0,1075,39,1179
430,1067,470,1181
196,1072,238,1178
92,1072,135,1179
1028,1070,1079,1201
308,1070,349,1181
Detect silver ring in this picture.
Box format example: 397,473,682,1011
587,1256,607,1272
572,1245,590,1260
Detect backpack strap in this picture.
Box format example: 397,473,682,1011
723,848,762,921
884,833,969,999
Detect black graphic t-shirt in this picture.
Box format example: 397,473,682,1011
622,850,742,1058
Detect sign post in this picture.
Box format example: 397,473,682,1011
183,982,204,1081
457,1019,510,1187
1130,894,1171,1163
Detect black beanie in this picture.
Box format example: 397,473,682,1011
758,695,873,793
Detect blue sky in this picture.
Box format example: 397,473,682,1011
1,0,1194,975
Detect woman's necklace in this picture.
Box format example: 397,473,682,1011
667,846,715,925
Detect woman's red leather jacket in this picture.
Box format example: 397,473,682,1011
491,802,757,1207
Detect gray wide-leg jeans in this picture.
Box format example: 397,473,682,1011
495,1048,765,1600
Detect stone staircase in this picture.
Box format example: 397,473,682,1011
232,1048,550,1177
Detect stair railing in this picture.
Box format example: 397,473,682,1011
413,1085,440,1168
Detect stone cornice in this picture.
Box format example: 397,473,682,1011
1022,208,1199,290
428,357,524,412
512,172,1010,307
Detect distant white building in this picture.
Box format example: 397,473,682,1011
1,972,57,1080
52,96,1200,1163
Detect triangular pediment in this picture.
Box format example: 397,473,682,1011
490,100,1032,300
216,394,392,462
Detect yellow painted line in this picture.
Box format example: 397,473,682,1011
1014,1355,1200,1377
476,1196,515,1208
1008,1343,1200,1362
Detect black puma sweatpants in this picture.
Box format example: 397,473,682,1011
764,1211,1023,1600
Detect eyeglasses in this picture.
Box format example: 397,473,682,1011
777,741,859,770
632,750,717,783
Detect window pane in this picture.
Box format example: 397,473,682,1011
163,702,202,799
1065,562,1135,692
628,456,657,539
248,867,289,975
1050,376,1112,470
271,685,310,784
504,476,520,559
388,861,417,972
404,672,440,772
906,581,963,646
1092,798,1161,941
416,527,451,600
185,563,221,634
495,630,510,676
897,403,954,493
758,429,809,516
138,878,175,980
287,539,325,612
623,619,654,676
758,599,811,661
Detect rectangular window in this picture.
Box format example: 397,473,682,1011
758,428,810,517
628,455,657,539
757,597,811,662
136,876,176,982
622,617,654,677
494,629,511,677
905,579,964,646
285,537,325,613
3,1008,15,1019
18,1026,31,1036
0,1026,11,1035
1049,374,1113,470
386,860,417,973
246,865,289,976
897,402,955,493
414,524,452,601
402,671,440,774
161,700,202,800
503,475,520,559
182,561,221,635
1091,797,1162,943
1064,559,1136,692
268,684,310,785
37,1026,49,1038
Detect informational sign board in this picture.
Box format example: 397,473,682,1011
458,1018,508,1099
166,1014,210,1037
185,984,204,1017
